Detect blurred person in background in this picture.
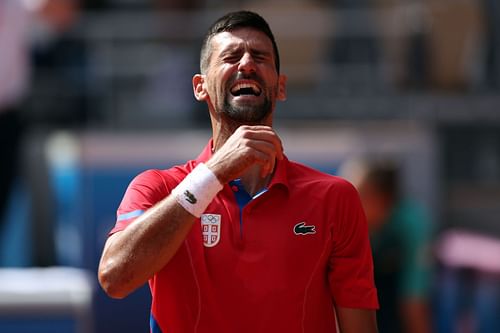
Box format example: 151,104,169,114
29,0,84,127
340,159,433,333
0,0,79,265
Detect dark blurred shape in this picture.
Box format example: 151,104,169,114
321,0,495,93
0,0,80,268
340,158,434,333
28,0,87,128
426,0,484,91
435,230,500,333
433,125,500,333
0,0,30,247
330,0,380,66
326,0,383,94
154,0,204,10
483,0,500,89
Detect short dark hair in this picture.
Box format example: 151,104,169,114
199,10,280,74
364,162,400,199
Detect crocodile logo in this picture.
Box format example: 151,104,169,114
293,222,316,235
184,190,197,204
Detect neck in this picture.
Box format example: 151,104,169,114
210,113,274,196
211,116,240,151
211,112,273,150
240,164,274,197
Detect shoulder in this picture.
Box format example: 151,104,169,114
128,160,196,194
391,200,431,236
286,160,358,197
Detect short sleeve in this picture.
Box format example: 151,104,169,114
328,181,379,309
397,202,432,298
110,169,176,235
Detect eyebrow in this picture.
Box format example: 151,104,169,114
219,46,240,58
219,44,272,59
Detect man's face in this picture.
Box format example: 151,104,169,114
201,28,286,124
358,182,393,230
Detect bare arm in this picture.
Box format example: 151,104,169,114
98,195,196,298
336,307,378,333
401,299,433,333
98,126,283,298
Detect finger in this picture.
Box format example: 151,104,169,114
243,144,276,178
245,140,279,164
238,125,273,132
241,129,283,159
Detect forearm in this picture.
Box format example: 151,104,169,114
98,126,284,298
98,195,196,298
401,299,432,333
336,307,378,333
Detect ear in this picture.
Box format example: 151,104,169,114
277,74,287,101
193,74,208,101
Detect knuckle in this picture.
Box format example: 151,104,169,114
244,146,256,158
240,129,253,139
238,125,250,132
240,138,251,147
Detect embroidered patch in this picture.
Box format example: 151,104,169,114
201,214,221,247
293,222,316,235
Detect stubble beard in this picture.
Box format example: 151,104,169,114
218,72,275,125
221,94,272,125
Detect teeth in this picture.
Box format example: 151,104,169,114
231,82,261,95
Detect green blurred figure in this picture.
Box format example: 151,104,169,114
341,159,433,333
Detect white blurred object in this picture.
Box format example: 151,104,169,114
0,0,30,109
21,0,48,12
0,267,94,333
436,229,500,274
46,131,83,267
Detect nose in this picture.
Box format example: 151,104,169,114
237,52,256,73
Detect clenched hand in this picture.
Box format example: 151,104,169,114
206,125,284,183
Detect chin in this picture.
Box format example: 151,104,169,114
225,106,271,124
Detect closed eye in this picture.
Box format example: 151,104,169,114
221,48,243,63
223,55,241,63
251,50,272,63
253,55,268,63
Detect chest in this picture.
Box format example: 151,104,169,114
186,186,334,288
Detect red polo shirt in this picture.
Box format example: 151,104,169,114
111,140,378,333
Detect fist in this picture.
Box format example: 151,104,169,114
205,125,284,184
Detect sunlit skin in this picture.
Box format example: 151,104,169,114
197,29,285,128
193,28,287,194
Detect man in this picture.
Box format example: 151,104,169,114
0,0,30,239
340,159,432,333
98,11,378,333
0,0,78,265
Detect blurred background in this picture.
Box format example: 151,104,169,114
1,0,499,332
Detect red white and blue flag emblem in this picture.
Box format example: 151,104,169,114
201,214,221,247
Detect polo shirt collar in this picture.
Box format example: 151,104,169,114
195,139,289,191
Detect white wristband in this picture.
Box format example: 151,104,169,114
172,163,223,218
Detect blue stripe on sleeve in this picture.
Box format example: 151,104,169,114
117,209,144,221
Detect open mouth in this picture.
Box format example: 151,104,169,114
230,82,262,97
